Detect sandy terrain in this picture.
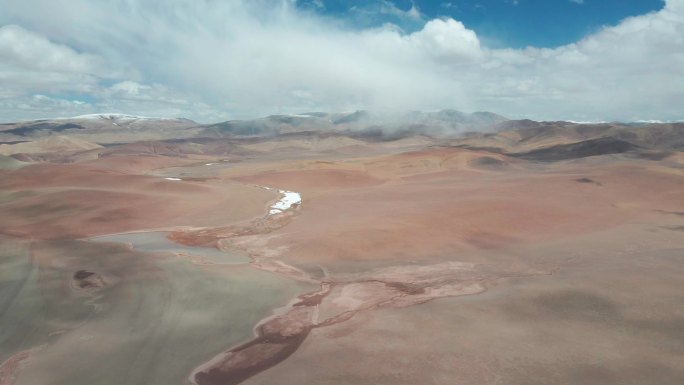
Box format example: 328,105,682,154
0,157,279,239
0,136,102,156
163,143,682,384
242,223,684,385
0,121,683,385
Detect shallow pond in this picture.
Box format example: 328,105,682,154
89,231,251,265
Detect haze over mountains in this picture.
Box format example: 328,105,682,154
1,110,682,163
0,110,506,143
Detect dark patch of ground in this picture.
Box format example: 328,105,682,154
4,123,85,137
576,177,602,185
509,138,640,161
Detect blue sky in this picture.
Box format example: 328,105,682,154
298,0,665,48
0,0,682,122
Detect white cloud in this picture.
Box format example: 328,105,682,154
0,94,93,120
0,24,111,98
351,1,424,24
408,19,481,61
379,0,423,21
0,0,682,122
0,25,102,74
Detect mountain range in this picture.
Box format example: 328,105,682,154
1,110,682,163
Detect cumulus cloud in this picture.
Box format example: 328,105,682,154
0,0,682,122
408,19,481,61
0,25,102,75
0,25,109,99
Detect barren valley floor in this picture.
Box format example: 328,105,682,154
1,120,683,385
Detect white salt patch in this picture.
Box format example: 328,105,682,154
205,163,216,166
164,177,182,181
269,190,301,214
259,186,302,215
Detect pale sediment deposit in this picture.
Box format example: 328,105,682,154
259,186,302,215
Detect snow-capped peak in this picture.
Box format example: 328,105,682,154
70,113,158,121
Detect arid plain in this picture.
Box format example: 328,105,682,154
1,113,683,385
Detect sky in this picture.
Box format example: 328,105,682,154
300,0,664,48
0,0,682,123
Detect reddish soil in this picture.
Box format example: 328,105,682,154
3,137,683,385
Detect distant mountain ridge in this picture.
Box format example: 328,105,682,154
201,109,509,138
0,114,200,144
1,111,683,162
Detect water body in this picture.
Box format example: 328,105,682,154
90,231,251,265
